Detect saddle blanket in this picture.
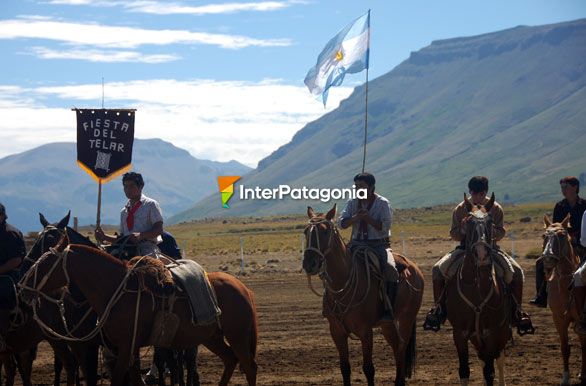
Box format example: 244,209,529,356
169,259,221,325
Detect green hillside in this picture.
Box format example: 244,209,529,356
170,19,586,223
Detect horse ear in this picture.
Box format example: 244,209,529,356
561,213,571,229
463,193,472,212
325,204,337,221
39,213,49,228
55,232,70,252
485,192,495,212
56,210,71,229
307,207,315,219
543,214,551,228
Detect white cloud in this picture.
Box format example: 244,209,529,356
29,46,180,63
45,1,297,15
0,79,354,167
0,17,292,49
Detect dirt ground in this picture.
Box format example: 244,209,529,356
11,236,586,386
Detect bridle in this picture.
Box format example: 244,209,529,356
304,218,336,275
541,227,574,271
22,225,63,265
466,210,494,252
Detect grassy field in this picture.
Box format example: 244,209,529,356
163,201,554,259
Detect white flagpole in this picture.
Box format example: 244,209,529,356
361,10,371,173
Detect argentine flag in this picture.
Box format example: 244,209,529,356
305,11,370,107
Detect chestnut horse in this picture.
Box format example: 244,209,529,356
541,214,586,385
444,194,510,386
302,205,424,386
20,234,258,386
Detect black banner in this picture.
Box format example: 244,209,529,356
76,109,135,182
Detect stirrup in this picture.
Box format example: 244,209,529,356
423,307,444,332
516,312,535,336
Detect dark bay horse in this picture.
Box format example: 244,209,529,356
302,205,424,386
541,214,586,385
444,194,510,386
20,234,258,386
20,212,99,386
4,212,83,386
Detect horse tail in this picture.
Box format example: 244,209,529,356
405,323,417,378
248,288,258,358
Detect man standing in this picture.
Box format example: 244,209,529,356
338,172,398,320
95,172,164,256
0,203,26,350
530,176,586,307
423,176,532,334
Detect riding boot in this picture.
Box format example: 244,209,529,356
573,286,586,335
381,281,397,321
510,280,535,335
423,279,447,332
529,258,547,307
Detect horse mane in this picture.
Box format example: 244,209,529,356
69,244,127,269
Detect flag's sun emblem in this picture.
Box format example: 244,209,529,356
335,50,344,61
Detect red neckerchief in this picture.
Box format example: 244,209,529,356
126,200,142,232
358,196,375,241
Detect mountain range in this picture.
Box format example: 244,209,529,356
0,139,250,232
169,18,586,223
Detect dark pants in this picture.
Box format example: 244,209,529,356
0,274,18,310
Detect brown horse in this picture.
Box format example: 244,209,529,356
302,205,424,386
541,214,586,385
20,234,258,386
444,194,511,386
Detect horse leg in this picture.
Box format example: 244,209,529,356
579,335,586,386
453,330,470,385
381,323,405,386
15,349,35,386
496,351,505,386
54,355,63,386
185,347,198,386
554,318,571,385
329,324,351,386
481,357,495,386
153,347,167,386
3,355,16,386
48,340,77,386
359,329,375,386
68,342,99,386
202,335,238,386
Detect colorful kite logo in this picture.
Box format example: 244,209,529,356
217,176,241,208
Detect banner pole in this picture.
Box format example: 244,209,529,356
96,179,102,227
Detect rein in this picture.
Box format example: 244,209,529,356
456,209,507,345
304,218,378,316
19,246,148,357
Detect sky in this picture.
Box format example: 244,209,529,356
1,1,585,168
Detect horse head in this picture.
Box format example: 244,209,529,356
302,204,337,275
21,211,71,274
541,214,575,272
463,192,496,267
19,232,71,305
